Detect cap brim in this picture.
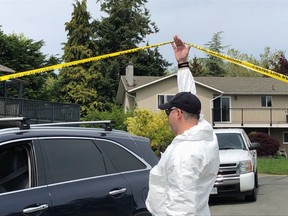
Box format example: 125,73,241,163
158,103,172,110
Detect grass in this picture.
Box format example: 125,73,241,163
258,157,288,175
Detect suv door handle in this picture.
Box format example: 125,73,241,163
23,204,49,214
109,188,127,196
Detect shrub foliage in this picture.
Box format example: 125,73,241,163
248,132,280,156
83,104,132,131
125,109,174,156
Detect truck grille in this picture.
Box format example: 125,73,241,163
218,163,239,177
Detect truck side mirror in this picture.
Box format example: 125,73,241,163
249,142,261,150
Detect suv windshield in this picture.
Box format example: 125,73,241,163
216,133,246,150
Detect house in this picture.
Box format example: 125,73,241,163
0,64,27,98
116,64,288,153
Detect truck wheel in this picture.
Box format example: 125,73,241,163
255,171,259,188
245,187,257,202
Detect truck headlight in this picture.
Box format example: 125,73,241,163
239,160,253,174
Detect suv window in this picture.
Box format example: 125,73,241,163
96,139,147,172
42,139,106,184
0,143,30,193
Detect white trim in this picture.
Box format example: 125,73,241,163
128,74,176,92
156,94,175,110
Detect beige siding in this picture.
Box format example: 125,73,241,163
270,129,288,154
132,76,217,123
196,85,219,123
228,95,288,124
136,77,178,112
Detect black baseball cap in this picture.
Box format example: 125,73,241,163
159,92,201,115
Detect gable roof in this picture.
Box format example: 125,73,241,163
120,74,223,93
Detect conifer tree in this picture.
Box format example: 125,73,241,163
189,57,206,77
58,0,103,115
93,0,171,103
204,31,226,77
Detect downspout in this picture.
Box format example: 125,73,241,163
210,93,223,126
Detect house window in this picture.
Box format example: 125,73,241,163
261,96,272,107
283,132,288,144
158,95,174,108
213,96,231,122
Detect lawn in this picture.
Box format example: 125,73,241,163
258,157,288,175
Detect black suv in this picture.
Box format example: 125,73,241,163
0,117,158,216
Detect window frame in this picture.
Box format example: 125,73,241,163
39,138,107,184
39,136,150,185
0,140,35,193
157,94,175,110
95,138,148,173
283,132,288,145
261,96,272,107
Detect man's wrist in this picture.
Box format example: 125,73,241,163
178,61,189,69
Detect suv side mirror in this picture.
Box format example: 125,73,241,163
249,142,261,150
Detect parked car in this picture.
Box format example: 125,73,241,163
211,128,260,201
0,117,158,216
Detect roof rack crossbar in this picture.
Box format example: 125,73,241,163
0,117,30,129
31,120,113,131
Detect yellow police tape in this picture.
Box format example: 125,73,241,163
0,40,287,83
185,42,288,83
0,41,172,82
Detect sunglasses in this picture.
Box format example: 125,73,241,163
165,108,177,116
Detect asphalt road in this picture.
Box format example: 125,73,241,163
209,175,288,216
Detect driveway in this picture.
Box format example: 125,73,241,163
210,174,288,216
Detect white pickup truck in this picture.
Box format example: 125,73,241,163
211,128,260,201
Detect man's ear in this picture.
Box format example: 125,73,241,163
176,109,183,118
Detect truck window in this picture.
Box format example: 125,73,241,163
216,133,245,150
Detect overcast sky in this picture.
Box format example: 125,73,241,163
0,0,287,68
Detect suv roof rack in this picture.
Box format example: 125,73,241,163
32,120,113,131
0,117,30,130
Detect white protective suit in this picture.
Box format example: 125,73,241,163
146,67,220,216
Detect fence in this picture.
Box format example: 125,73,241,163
0,97,80,123
212,108,288,126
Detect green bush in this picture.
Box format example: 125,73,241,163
125,109,174,156
83,104,133,131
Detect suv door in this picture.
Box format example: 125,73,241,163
0,140,52,216
39,138,133,216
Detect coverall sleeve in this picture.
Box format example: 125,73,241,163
164,146,203,216
177,67,196,94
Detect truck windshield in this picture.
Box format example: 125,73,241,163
216,133,246,150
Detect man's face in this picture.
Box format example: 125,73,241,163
166,107,179,135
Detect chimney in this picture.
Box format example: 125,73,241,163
126,61,134,87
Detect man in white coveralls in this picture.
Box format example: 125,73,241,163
145,35,220,216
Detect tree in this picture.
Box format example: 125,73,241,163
270,53,288,75
189,56,206,77
0,28,60,99
58,0,103,115
93,0,171,104
258,47,288,77
204,31,227,77
224,48,262,77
